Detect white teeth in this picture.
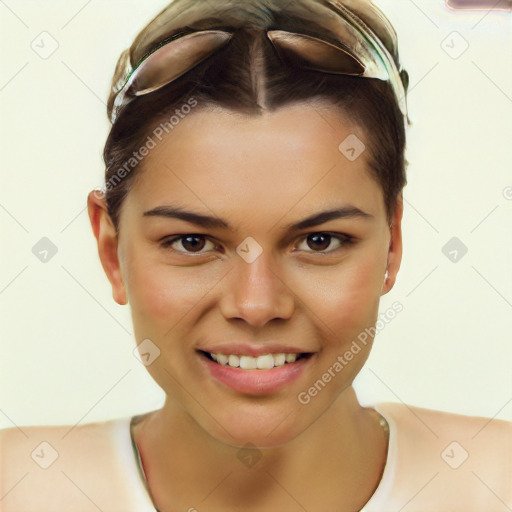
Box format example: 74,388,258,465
228,354,240,367
285,353,298,363
216,353,228,365
256,354,274,369
273,353,286,366
209,352,302,369
239,356,257,370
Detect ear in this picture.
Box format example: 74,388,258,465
87,190,127,305
381,195,403,295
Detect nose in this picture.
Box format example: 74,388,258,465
220,250,295,327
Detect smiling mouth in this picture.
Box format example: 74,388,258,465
199,351,313,370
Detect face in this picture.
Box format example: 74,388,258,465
89,102,402,448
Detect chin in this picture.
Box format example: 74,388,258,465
196,396,328,450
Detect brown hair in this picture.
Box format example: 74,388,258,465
102,0,409,230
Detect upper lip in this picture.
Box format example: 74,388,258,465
198,342,314,357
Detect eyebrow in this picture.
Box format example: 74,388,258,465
143,204,372,232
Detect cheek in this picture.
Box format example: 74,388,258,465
297,251,384,341
123,249,217,334
341,255,382,317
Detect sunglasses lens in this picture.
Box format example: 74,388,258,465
267,30,365,76
127,30,234,97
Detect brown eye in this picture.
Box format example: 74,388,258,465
296,232,353,253
161,235,217,254
181,236,206,252
307,233,332,251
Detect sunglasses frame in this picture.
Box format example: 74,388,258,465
110,2,408,124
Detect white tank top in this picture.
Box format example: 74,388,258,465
1,402,511,511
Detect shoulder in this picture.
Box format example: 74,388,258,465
0,417,149,512
379,401,512,441
372,402,512,511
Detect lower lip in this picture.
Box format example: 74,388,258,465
199,352,312,395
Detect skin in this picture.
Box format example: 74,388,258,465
88,101,403,512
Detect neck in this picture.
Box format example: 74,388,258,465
133,387,388,512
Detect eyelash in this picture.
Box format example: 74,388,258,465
159,232,355,256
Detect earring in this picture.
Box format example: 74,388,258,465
384,270,389,281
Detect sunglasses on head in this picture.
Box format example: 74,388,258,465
110,1,408,124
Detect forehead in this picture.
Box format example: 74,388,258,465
125,102,385,220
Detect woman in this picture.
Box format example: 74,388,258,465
1,0,511,510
